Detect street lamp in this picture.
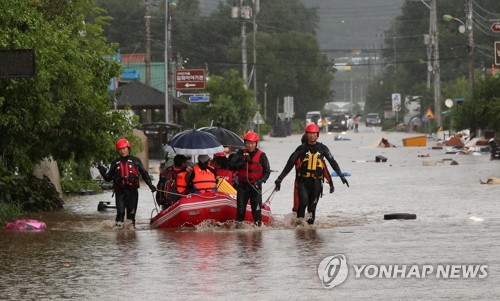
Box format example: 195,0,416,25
443,14,466,33
264,82,267,119
443,12,474,95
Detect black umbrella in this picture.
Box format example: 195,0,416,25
164,130,224,156
197,126,245,149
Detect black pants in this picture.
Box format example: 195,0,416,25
296,178,322,221
115,187,139,223
236,183,262,224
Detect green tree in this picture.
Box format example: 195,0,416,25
96,0,147,55
367,0,500,131
180,69,253,133
0,1,133,200
97,0,331,123
257,31,333,119
453,76,500,133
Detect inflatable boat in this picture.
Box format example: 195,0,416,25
150,191,272,229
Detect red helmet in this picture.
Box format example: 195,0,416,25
115,138,131,150
214,151,227,157
305,123,320,134
244,131,259,143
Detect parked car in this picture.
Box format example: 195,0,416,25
327,113,348,132
365,113,381,126
305,111,322,126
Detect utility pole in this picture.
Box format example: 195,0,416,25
430,0,442,128
242,19,248,87
264,82,267,119
145,0,152,123
232,2,251,88
252,0,259,105
465,0,474,95
164,0,171,123
145,0,151,86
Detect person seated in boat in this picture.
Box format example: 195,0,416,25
186,155,217,194
213,151,234,187
228,131,271,227
156,154,191,210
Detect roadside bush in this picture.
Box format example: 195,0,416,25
0,165,63,224
60,160,101,194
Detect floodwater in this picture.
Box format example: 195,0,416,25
1,127,500,300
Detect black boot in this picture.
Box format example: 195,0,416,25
307,211,315,225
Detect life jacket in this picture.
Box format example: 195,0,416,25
192,165,217,192
237,150,263,184
175,167,189,194
215,168,234,186
114,158,140,188
156,166,175,206
296,151,324,179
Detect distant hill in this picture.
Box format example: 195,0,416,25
197,0,405,102
198,0,405,58
302,0,405,58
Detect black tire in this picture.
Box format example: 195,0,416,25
97,201,116,211
384,213,417,220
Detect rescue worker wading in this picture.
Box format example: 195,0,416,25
274,124,349,225
228,131,271,227
98,138,156,228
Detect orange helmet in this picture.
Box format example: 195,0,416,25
244,131,259,143
305,123,320,134
115,138,131,150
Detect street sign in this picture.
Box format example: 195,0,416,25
0,49,35,78
188,95,210,103
495,42,500,65
175,69,206,90
491,23,500,33
391,93,401,112
423,107,435,120
253,111,265,124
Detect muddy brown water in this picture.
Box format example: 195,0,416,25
1,128,499,300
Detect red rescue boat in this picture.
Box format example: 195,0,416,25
150,191,272,229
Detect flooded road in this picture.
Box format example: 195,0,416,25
1,127,500,300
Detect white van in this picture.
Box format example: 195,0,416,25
305,111,322,126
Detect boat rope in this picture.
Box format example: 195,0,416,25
260,185,275,195
263,188,278,206
150,191,159,218
243,157,273,196
155,189,220,200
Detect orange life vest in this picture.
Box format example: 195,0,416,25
192,165,217,192
175,167,189,194
237,149,263,184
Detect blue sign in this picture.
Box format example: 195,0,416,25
189,95,210,103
